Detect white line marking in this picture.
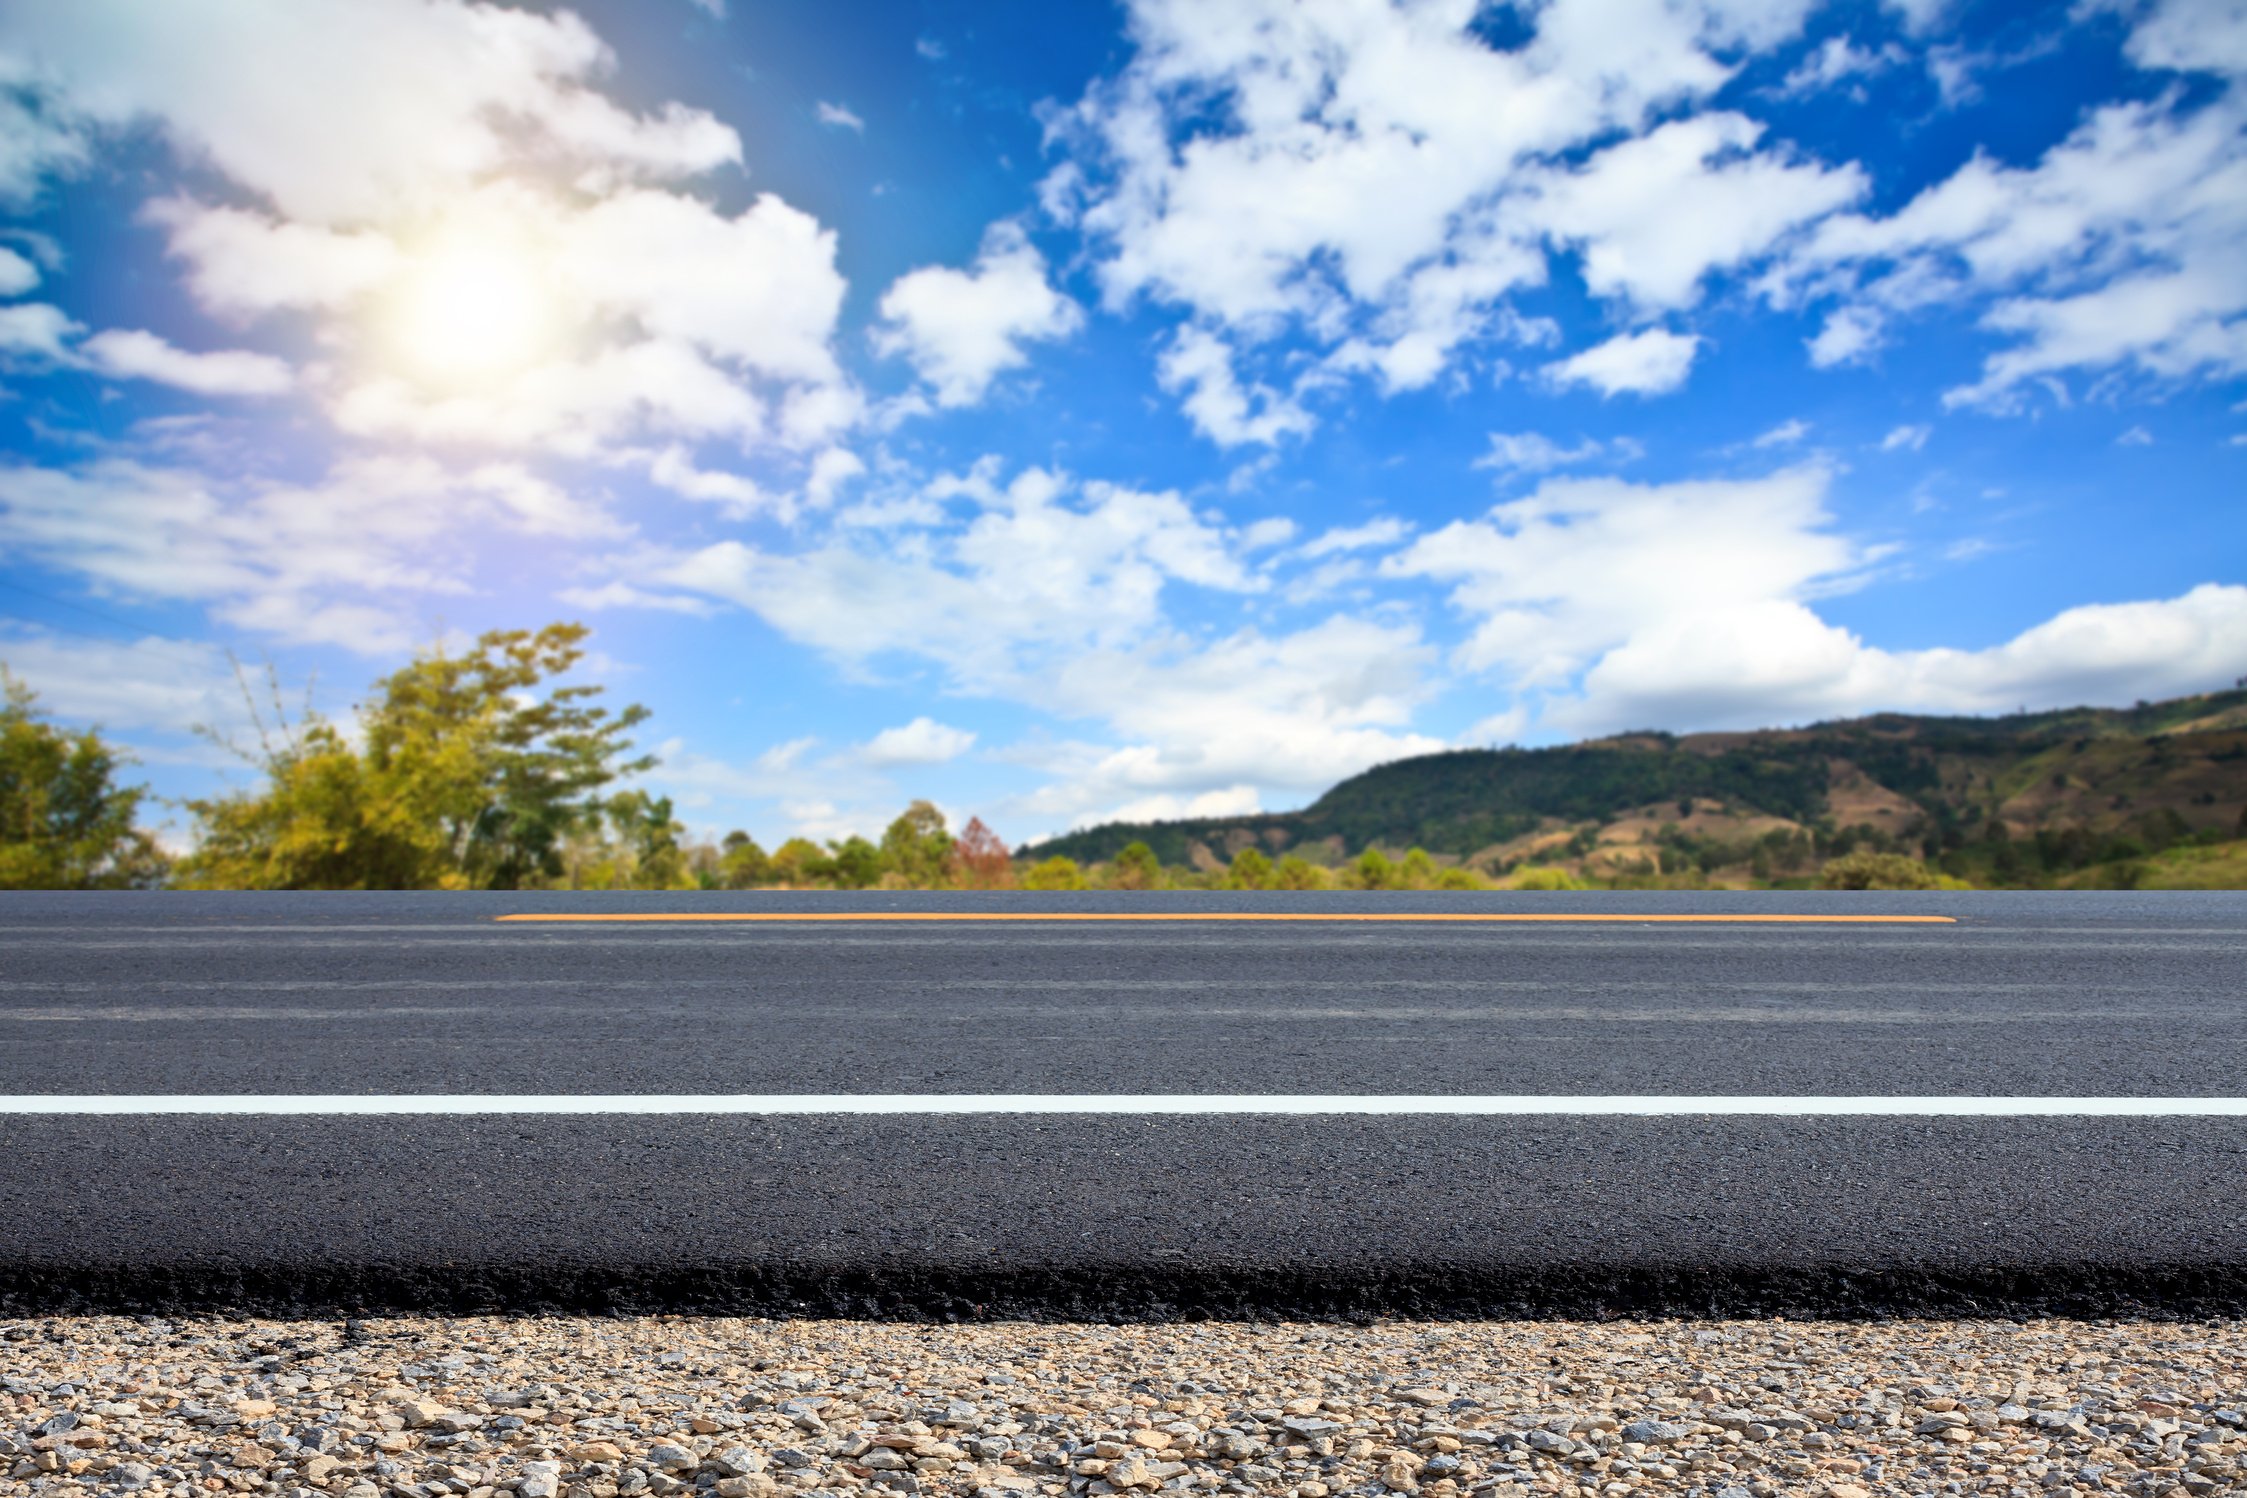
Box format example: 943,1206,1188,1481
1,1095,2243,1116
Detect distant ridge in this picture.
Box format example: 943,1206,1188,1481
1021,689,2247,878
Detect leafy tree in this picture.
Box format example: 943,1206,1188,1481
949,816,1015,888
600,790,688,889
1224,846,1274,889
1397,847,1438,889
180,624,649,890
1436,866,1485,890
827,835,885,889
717,830,770,889
1021,855,1087,890
0,674,167,889
881,800,953,887
769,836,832,887
1111,840,1162,890
1273,854,1329,890
1818,850,1940,890
1351,846,1396,889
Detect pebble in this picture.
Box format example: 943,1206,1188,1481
2,1315,2242,1497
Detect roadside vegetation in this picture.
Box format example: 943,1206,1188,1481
4,626,2243,891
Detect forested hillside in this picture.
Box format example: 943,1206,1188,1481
1025,689,2247,888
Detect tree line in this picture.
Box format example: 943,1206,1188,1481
13,620,2200,892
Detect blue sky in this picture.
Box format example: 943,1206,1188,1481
0,0,2242,848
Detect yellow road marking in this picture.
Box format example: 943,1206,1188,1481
494,911,1956,924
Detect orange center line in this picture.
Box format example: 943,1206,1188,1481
493,912,1956,924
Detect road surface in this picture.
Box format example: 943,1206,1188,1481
1,889,2241,1316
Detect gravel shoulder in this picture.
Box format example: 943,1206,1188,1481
5,1316,2242,1498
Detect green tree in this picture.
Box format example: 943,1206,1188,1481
1274,854,1329,890
1224,846,1275,889
1436,866,1486,890
769,836,832,887
179,624,649,890
1817,849,1941,890
1351,846,1396,889
717,830,770,889
1397,847,1438,889
881,800,953,887
601,790,688,889
827,835,885,889
1021,854,1087,890
0,674,167,889
1111,840,1162,890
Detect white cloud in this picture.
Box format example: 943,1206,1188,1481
1049,0,1840,421
2118,424,2155,445
1,5,857,463
1526,114,1864,312
0,245,39,295
859,717,977,767
1157,327,1315,447
1475,431,1638,475
816,101,865,132
80,328,292,396
873,223,1083,407
0,629,243,741
1784,61,2247,405
1560,584,2247,734
1545,328,1702,396
1298,517,1410,559
149,200,400,315
1880,423,1931,451
646,447,785,521
1387,464,1860,687
0,1,740,223
1752,418,1811,447
0,301,79,361
1806,305,1882,367
0,454,618,654
1779,34,1904,95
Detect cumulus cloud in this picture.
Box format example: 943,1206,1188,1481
1475,431,1640,475
1048,0,1846,424
0,3,856,461
0,245,39,295
1559,584,2247,735
0,301,79,361
1387,464,1860,686
874,223,1083,407
859,717,976,767
80,328,292,396
1157,327,1315,447
1545,328,1702,396
1781,20,2247,407
0,454,618,654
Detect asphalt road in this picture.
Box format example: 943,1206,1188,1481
2,889,2243,1317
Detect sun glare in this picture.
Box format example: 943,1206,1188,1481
384,237,558,387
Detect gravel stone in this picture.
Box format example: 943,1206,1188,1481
3,1315,2243,1497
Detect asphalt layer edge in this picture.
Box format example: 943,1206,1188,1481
7,1259,2247,1322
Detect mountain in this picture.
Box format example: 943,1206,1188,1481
1021,689,2247,884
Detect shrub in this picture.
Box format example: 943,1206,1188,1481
1021,855,1086,890
1817,849,1941,890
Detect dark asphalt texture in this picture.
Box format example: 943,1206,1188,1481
2,889,2243,1318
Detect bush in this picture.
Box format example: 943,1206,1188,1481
1021,855,1086,890
1818,849,1941,890
1273,854,1330,889
1225,846,1274,889
1507,865,1587,891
